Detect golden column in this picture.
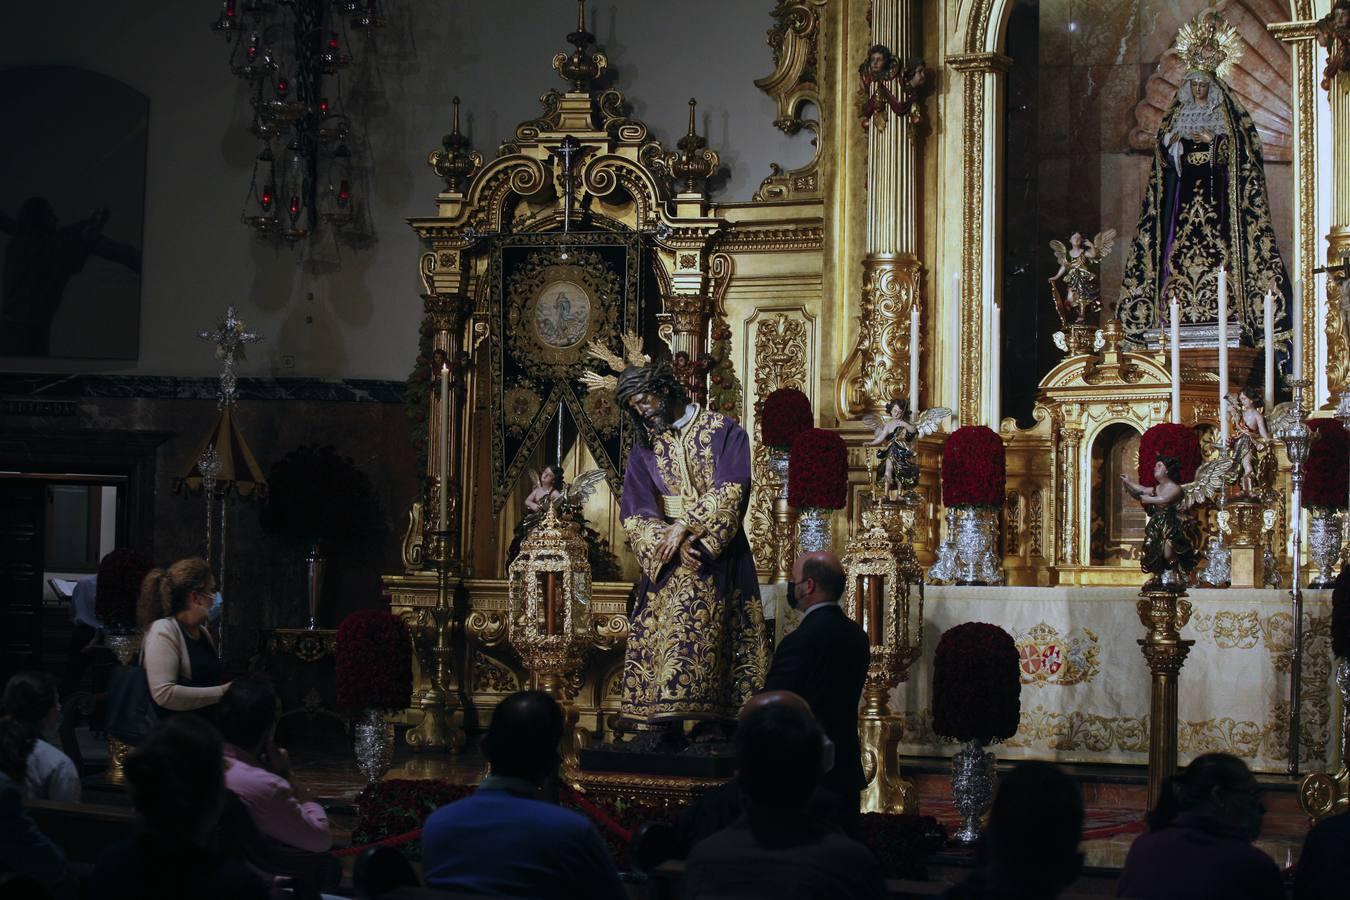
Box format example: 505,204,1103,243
1136,588,1195,808
839,0,924,417
405,282,473,753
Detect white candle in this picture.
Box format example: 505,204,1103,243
1263,289,1275,406
990,304,1001,431
1217,268,1228,446
909,305,920,416
1293,277,1304,383
950,272,961,430
1170,298,1182,424
438,362,449,527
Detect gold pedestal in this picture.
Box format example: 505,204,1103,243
1224,500,1276,588
844,498,924,814
1137,587,1195,808
105,737,132,785
406,531,466,753
103,630,142,783
1300,658,1350,822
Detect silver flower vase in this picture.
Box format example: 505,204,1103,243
954,507,1004,585
353,708,395,783
798,507,832,554
951,738,997,844
1307,508,1342,589
928,508,958,585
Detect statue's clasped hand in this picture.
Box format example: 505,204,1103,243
657,521,689,567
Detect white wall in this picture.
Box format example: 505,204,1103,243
0,0,813,380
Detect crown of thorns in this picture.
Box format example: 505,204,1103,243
579,333,649,394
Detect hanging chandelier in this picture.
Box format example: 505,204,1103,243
213,0,385,243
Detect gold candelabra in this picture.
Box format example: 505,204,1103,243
1136,586,1195,809
841,494,925,813
406,529,466,752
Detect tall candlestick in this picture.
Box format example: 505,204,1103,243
1170,298,1182,424
1263,289,1275,406
1293,277,1304,383
990,304,1001,431
1218,268,1229,446
438,363,449,527
909,305,920,416
950,272,961,429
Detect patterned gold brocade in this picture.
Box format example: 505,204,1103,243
684,482,746,559
622,515,669,582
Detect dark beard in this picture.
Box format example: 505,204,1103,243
642,410,674,436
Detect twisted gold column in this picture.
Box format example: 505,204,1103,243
1136,588,1194,809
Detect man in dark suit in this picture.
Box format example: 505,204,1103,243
763,550,871,826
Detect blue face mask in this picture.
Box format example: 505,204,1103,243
207,591,224,624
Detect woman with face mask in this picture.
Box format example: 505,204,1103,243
1116,752,1281,899
138,558,230,719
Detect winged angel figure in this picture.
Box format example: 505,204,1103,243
863,399,951,499
1120,451,1235,587
1048,229,1117,327
511,465,622,579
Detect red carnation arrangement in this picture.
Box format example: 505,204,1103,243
932,622,1021,743
95,548,153,630
337,608,414,712
1305,419,1350,509
941,426,1005,507
760,388,813,448
1333,565,1350,658
788,428,849,509
1137,423,1200,487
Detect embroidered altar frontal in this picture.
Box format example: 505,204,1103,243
891,587,1335,774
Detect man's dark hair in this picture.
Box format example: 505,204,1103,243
735,702,823,814
125,716,225,835
800,557,845,602
1149,751,1252,831
1156,454,1182,483
216,677,278,751
0,716,36,783
979,761,1084,896
1,670,57,725
614,360,690,449
482,690,564,781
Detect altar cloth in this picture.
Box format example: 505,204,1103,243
888,586,1335,773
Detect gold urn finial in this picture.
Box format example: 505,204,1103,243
552,0,608,92
427,96,483,192
669,98,721,195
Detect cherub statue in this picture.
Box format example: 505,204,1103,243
1120,452,1235,588
863,399,951,500
1223,390,1273,499
510,465,620,578
1048,230,1117,326
1316,0,1350,92
857,43,926,131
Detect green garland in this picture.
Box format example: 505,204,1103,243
706,316,743,421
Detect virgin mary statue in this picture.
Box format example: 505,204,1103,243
1117,12,1291,370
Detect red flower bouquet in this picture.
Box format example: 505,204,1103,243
95,548,153,630
1333,565,1350,658
336,608,414,712
1305,419,1349,510
788,428,848,509
760,388,813,448
941,426,1005,508
1137,423,1200,487
932,622,1021,743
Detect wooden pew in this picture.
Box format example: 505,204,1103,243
25,799,136,864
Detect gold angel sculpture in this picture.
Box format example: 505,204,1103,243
510,466,620,579
1048,229,1117,326
1222,391,1277,499
863,399,951,499
1119,451,1235,588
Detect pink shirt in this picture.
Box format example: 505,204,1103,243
223,746,332,853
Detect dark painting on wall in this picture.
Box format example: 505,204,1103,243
0,66,146,360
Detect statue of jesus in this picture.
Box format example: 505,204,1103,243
611,357,766,738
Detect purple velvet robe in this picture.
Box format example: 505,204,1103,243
619,406,767,726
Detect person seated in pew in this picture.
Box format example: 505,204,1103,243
91,716,269,900
1,671,80,803
421,690,626,900
0,715,78,898
217,677,332,853
941,761,1083,899
682,691,885,900
1295,806,1350,899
